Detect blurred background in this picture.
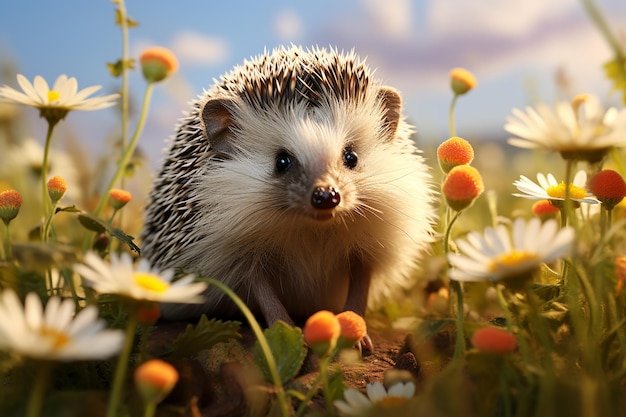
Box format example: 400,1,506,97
0,0,624,232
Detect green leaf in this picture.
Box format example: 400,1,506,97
252,321,307,384
603,57,626,105
76,212,140,253
106,58,135,78
77,214,106,233
166,315,241,358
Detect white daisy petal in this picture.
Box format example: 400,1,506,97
75,252,208,304
0,73,118,114
448,218,574,283
506,94,626,155
0,290,123,361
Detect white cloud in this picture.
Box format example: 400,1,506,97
274,9,303,40
169,31,229,66
427,0,574,38
362,0,413,39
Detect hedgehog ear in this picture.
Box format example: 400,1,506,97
201,98,237,154
376,87,402,141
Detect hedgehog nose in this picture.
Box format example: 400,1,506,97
311,186,341,209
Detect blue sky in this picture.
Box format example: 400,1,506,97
1,0,625,165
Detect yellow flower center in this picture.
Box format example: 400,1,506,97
40,327,70,349
134,272,169,293
546,182,587,199
489,251,539,272
47,90,61,103
377,396,410,408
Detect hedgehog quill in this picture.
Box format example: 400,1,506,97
141,46,436,346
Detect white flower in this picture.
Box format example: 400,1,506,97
0,290,123,361
74,252,208,304
0,74,118,112
334,381,415,416
505,94,626,161
448,218,575,283
513,170,598,205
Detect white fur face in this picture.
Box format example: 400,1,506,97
195,88,431,264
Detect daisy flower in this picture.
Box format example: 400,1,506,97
0,289,123,361
513,170,598,206
505,94,626,162
447,217,574,284
74,252,208,304
0,74,118,125
334,381,415,416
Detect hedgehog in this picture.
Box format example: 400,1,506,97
141,45,436,338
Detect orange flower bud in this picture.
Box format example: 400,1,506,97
303,310,341,357
47,175,68,203
0,189,23,224
134,359,179,404
437,136,475,174
450,67,477,95
531,200,560,220
140,46,179,83
336,311,367,344
442,165,484,211
471,326,517,354
109,189,132,210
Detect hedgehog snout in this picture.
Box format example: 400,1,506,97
311,186,340,210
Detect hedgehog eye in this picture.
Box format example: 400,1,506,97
275,151,293,174
343,146,358,169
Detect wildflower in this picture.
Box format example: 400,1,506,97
450,68,477,95
140,46,179,83
589,169,626,210
109,189,132,210
513,170,598,208
47,175,67,203
437,136,475,174
442,165,484,211
336,311,367,348
448,218,575,288
0,189,22,224
134,359,179,404
334,381,415,416
74,252,208,304
471,326,517,354
0,74,118,125
531,200,560,220
505,94,626,162
0,289,124,361
303,310,341,357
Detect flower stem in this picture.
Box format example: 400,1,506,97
2,221,11,261
107,309,138,417
26,361,53,417
448,94,459,137
83,82,154,252
443,209,465,357
205,278,291,417
581,0,625,60
142,401,157,417
40,121,58,217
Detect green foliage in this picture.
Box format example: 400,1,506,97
603,57,626,105
252,321,307,385
106,58,135,78
76,210,140,253
164,315,241,359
